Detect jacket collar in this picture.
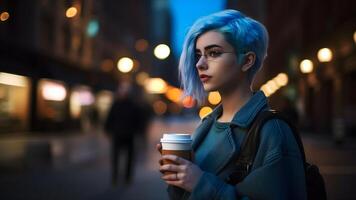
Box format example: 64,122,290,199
192,91,268,149
202,90,268,128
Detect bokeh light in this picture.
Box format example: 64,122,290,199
165,87,183,103
135,39,149,52
87,19,99,37
153,100,167,115
182,96,195,108
154,44,170,59
145,78,167,94
317,48,333,62
0,11,10,22
117,57,134,73
199,106,213,119
41,81,67,101
66,7,78,18
208,91,221,105
136,72,149,86
300,59,314,74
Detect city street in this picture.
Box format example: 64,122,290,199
0,118,355,200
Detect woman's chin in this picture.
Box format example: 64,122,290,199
203,85,218,92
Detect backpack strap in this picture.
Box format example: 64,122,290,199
226,110,307,185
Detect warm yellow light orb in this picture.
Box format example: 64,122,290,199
0,12,10,21
154,44,170,59
266,80,279,92
182,96,195,108
300,59,314,74
66,7,78,18
275,73,288,87
199,107,213,119
260,84,272,97
208,91,221,105
165,87,182,103
117,57,134,73
145,78,168,94
317,48,333,62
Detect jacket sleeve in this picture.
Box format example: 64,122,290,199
189,119,307,200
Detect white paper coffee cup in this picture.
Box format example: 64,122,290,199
160,133,192,150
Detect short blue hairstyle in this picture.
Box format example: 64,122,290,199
178,9,269,104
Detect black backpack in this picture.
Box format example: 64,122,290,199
226,110,327,200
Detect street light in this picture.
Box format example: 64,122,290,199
353,31,356,44
66,7,78,18
117,57,134,73
317,48,333,62
0,11,9,22
154,44,170,60
300,59,314,74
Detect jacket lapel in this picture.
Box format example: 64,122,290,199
211,127,238,174
192,120,239,175
192,117,214,150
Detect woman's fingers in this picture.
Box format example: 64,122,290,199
160,164,181,173
156,143,162,154
161,173,178,181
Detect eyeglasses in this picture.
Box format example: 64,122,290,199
195,49,234,64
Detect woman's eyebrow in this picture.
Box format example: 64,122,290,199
196,44,223,52
204,44,223,50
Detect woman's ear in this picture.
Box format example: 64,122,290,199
241,52,256,72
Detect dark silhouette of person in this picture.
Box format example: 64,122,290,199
105,81,148,185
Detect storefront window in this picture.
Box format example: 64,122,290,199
0,72,31,132
37,79,67,122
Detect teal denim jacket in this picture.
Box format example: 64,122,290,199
167,91,307,200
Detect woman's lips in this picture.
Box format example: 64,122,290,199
199,74,212,82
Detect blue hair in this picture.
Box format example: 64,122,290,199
178,9,269,104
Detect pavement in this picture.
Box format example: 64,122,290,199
0,118,355,200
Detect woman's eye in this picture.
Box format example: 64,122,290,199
208,50,222,58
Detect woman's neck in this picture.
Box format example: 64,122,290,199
218,85,252,123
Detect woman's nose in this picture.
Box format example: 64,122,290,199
196,56,208,70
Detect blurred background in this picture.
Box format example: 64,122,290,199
0,0,355,199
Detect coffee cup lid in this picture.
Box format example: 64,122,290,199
160,133,192,143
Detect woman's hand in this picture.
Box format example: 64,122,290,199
156,143,162,154
159,155,203,192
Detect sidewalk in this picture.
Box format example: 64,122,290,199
0,119,355,199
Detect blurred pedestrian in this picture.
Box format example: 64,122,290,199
105,81,146,185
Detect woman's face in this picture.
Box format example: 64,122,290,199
195,31,242,93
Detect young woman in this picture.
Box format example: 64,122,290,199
157,9,307,200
